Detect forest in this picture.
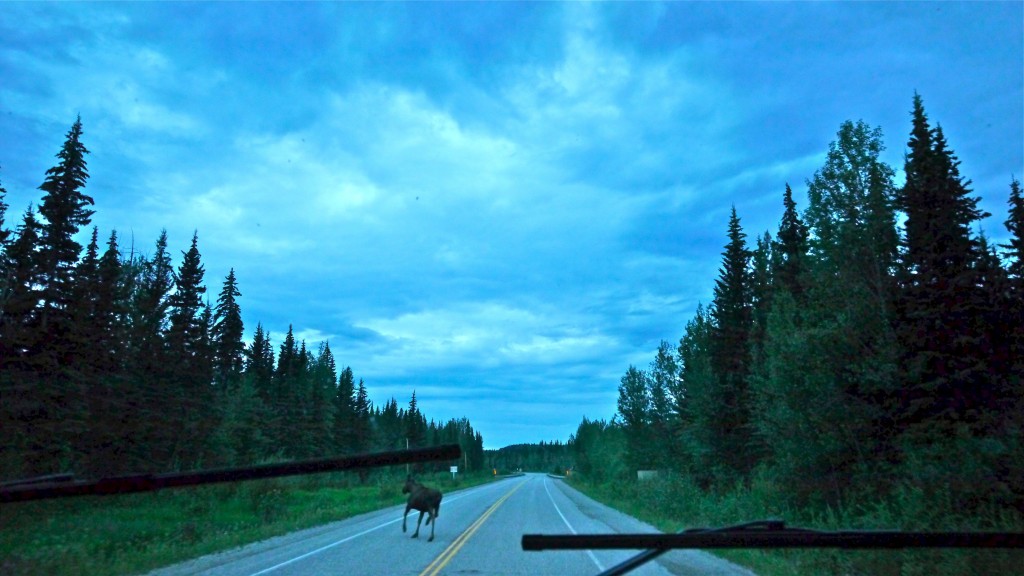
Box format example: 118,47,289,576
565,95,1023,573
0,118,485,482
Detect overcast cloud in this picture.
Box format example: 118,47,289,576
2,2,1021,448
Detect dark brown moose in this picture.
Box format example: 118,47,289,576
402,475,442,542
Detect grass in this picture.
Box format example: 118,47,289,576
0,470,496,576
567,473,1024,576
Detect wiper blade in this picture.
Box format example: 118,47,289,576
0,444,461,503
523,520,1024,576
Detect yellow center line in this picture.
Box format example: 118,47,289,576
419,481,526,576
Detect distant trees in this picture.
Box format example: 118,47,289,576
0,117,485,480
588,95,1023,520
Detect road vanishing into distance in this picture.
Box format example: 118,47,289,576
148,473,756,576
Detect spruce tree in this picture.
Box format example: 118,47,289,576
166,232,211,467
772,183,809,300
896,95,992,431
334,366,357,452
708,206,756,478
352,378,372,454
405,391,426,449
0,170,9,248
245,323,275,398
675,303,713,477
0,208,42,367
167,232,207,360
212,268,245,387
36,117,94,369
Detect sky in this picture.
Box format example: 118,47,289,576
1,2,1021,450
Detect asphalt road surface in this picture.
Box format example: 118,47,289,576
148,473,757,576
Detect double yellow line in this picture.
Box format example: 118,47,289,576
419,481,526,576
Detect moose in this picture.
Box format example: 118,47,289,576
402,475,443,542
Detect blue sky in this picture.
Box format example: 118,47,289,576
2,2,1021,449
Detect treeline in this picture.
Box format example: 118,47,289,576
486,440,571,475
0,117,484,481
573,95,1023,519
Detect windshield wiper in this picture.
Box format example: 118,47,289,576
0,444,461,503
522,519,1024,576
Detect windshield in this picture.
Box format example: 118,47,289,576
1,3,1021,576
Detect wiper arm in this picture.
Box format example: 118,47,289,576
0,444,461,503
522,519,1024,576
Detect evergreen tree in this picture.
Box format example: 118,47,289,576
1002,179,1024,405
126,231,174,376
167,232,207,362
896,95,993,431
212,268,244,387
772,183,809,300
245,323,275,394
35,116,94,364
674,303,714,478
406,390,426,449
1005,178,1024,283
85,230,125,376
333,366,357,453
308,341,337,456
0,208,42,367
0,170,9,249
352,378,372,454
166,232,212,468
707,207,757,478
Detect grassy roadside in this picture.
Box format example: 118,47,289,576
0,470,496,576
566,474,1024,576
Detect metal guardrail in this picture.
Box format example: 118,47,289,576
0,444,462,503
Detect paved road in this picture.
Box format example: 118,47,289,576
148,474,756,575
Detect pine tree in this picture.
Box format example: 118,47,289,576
707,207,757,478
166,232,211,467
36,117,94,372
674,303,713,478
308,341,337,456
896,95,993,431
212,268,244,388
772,184,809,300
352,378,372,454
0,170,10,248
334,366,357,452
167,232,207,361
126,231,174,377
245,323,275,398
1003,178,1024,386
1005,178,1024,283
406,391,426,449
0,208,42,366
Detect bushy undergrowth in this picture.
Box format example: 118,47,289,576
0,470,492,576
569,469,1024,576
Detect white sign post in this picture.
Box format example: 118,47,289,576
450,465,458,480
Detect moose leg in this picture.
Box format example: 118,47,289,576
428,508,436,542
403,504,410,533
412,510,424,538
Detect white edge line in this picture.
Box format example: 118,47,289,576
543,477,604,571
247,485,489,575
